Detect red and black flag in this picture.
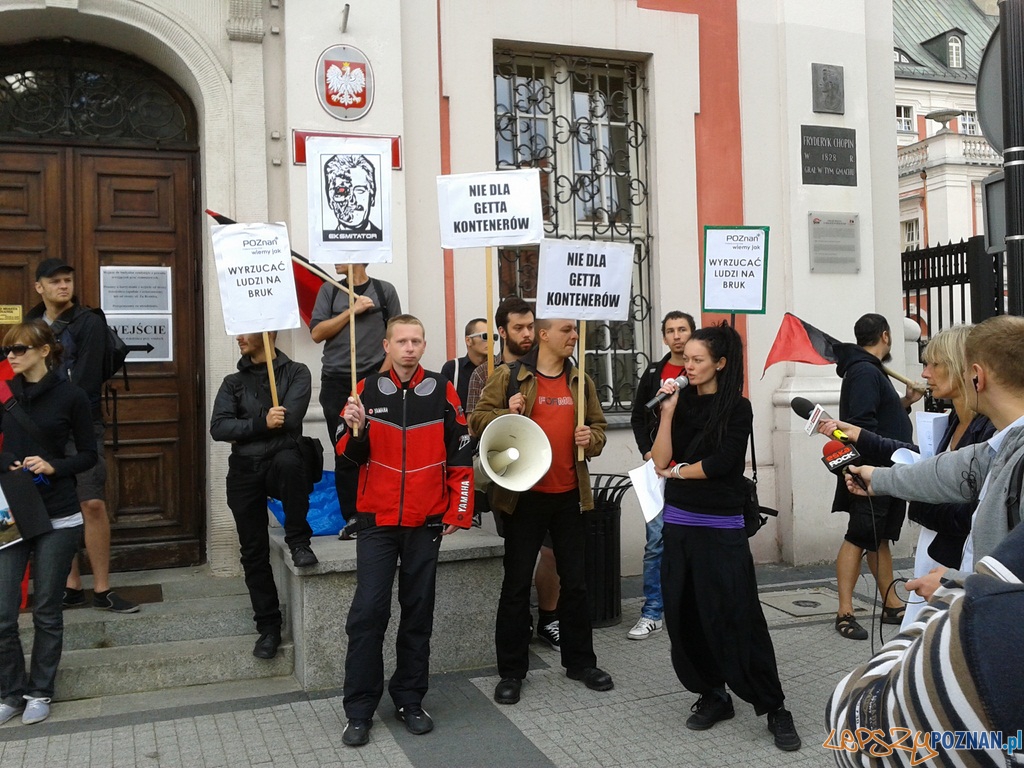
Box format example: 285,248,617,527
205,210,337,326
761,313,842,377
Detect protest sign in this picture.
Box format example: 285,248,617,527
702,226,769,314
306,136,393,264
534,239,633,321
436,169,544,249
212,222,301,335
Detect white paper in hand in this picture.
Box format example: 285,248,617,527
628,460,665,523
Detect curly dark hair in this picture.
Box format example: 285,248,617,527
685,321,745,448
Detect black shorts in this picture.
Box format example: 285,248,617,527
844,494,905,552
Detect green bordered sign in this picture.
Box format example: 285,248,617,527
701,226,769,315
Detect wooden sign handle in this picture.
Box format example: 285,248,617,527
347,264,360,437
486,247,495,379
262,331,279,408
577,320,586,461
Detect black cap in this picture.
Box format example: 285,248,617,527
36,258,74,280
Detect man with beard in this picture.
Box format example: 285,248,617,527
831,313,922,640
323,154,382,242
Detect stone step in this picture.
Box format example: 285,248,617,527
20,593,274,652
54,634,295,701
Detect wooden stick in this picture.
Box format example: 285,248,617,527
262,331,279,407
577,320,586,461
486,247,495,379
347,264,360,437
882,365,928,394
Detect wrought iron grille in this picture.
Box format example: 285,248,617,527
493,50,652,414
0,42,194,147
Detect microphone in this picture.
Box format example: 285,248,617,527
791,396,850,442
821,439,868,490
645,375,689,410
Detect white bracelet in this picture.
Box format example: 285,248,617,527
672,462,689,479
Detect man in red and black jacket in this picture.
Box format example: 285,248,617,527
335,314,473,748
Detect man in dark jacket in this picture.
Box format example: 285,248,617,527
628,310,694,640
335,315,473,747
832,313,921,640
210,331,317,661
27,258,138,614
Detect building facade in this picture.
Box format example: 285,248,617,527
0,0,905,573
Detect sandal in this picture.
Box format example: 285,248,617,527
880,605,905,625
835,613,867,640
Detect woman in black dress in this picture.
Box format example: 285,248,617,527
651,323,800,752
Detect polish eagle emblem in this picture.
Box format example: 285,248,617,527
326,61,366,107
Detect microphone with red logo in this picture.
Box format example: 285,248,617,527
791,396,851,442
821,439,868,490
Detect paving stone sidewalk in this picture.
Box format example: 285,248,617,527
0,564,910,768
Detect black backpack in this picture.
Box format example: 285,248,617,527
53,306,130,388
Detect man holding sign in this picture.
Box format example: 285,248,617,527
210,331,316,661
470,318,610,705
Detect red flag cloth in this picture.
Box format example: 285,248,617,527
761,313,842,377
204,209,330,326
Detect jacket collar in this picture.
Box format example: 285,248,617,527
237,348,292,373
388,364,425,388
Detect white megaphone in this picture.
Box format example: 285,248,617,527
477,414,553,492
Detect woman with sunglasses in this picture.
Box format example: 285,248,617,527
0,321,96,726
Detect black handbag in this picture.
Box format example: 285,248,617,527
744,431,778,537
296,435,324,487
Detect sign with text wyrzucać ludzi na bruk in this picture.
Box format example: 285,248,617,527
436,169,544,249
211,222,301,335
702,226,769,315
534,239,634,322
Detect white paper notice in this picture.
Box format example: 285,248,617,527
436,169,544,249
534,239,633,322
627,460,665,523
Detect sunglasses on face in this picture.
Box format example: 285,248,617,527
467,332,492,341
3,345,35,357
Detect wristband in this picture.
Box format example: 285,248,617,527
671,462,689,479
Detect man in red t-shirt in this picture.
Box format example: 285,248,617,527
469,318,610,706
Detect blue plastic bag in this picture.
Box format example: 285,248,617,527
268,470,345,536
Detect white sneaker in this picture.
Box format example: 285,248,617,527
627,616,663,640
22,697,51,725
0,701,25,725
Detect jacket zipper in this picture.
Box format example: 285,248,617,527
398,388,408,525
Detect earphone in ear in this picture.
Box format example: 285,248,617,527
973,376,979,391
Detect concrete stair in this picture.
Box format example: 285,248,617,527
18,565,298,702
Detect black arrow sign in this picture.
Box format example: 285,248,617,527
126,343,155,353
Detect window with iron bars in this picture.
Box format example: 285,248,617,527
493,50,652,415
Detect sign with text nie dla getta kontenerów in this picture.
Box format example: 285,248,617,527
212,222,301,335
534,239,633,322
436,169,544,249
702,226,769,315
306,135,393,265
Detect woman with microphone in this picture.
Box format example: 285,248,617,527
0,321,96,726
651,323,800,752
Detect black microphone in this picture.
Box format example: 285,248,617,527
791,396,850,442
821,439,868,490
645,375,689,410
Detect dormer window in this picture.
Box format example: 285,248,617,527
894,48,913,64
948,36,963,68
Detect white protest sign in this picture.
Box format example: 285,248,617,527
702,226,769,314
534,239,633,321
212,222,301,335
306,136,393,264
436,169,544,249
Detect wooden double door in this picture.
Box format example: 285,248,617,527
0,144,204,569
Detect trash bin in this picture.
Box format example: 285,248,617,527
585,473,632,628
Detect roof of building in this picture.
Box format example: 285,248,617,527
893,0,997,84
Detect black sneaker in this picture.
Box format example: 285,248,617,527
63,587,86,609
536,620,560,650
253,631,281,659
92,590,139,613
685,691,734,731
342,718,372,747
767,707,802,751
290,545,318,568
395,705,433,735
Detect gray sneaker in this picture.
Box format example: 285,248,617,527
0,701,25,725
22,697,50,725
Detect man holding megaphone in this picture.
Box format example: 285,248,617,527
470,317,611,706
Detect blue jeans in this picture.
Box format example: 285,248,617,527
0,524,83,704
641,512,664,619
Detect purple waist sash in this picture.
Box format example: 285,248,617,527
663,503,744,529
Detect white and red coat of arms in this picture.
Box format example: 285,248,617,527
315,45,374,121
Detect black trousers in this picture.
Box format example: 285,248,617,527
495,489,596,679
661,523,785,715
320,374,362,522
343,524,443,719
226,447,312,633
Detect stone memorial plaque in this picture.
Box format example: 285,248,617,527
809,212,860,274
